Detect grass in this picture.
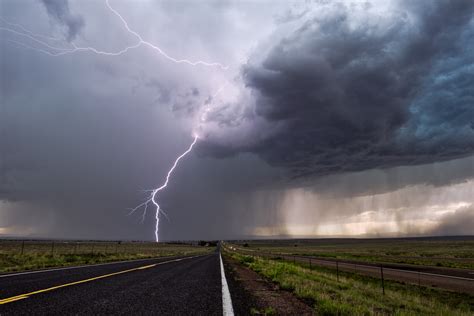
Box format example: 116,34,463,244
227,251,474,316
0,240,213,273
250,307,276,315
235,237,474,269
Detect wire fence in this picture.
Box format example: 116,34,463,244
0,240,200,256
228,246,474,295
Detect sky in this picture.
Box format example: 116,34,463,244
0,0,473,241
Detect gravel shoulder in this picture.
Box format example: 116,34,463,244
223,255,315,315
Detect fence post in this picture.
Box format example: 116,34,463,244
51,241,55,256
418,272,421,290
336,260,339,282
380,265,385,295
20,240,25,255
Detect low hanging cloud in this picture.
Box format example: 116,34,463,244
41,0,84,41
201,0,474,178
430,204,474,236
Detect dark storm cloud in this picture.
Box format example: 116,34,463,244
206,0,474,177
41,0,84,41
0,0,283,240
304,155,474,198
1,0,473,240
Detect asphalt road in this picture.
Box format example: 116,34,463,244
0,252,228,315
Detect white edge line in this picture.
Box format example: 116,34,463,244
0,253,210,278
220,251,234,316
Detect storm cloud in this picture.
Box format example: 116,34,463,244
202,0,474,178
41,0,84,41
0,0,473,240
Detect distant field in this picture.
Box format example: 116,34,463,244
234,236,474,269
0,240,213,273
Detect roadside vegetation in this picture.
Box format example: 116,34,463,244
237,237,474,269
0,240,213,273
250,307,276,315
226,251,474,315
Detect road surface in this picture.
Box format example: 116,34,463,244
0,251,234,315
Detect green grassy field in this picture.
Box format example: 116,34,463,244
0,240,213,273
234,237,474,269
226,251,474,316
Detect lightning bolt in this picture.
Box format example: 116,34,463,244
2,0,230,242
0,0,228,70
132,84,227,242
152,136,198,241
129,135,198,241
103,0,228,69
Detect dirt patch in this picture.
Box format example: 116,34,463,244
223,256,315,315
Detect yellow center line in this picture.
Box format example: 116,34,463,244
0,263,156,305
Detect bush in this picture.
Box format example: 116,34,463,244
240,255,255,265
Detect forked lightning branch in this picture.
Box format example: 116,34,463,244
1,0,228,241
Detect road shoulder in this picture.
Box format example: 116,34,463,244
223,255,314,315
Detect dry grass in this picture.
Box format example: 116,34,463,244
235,237,474,269
0,240,213,273
227,251,474,316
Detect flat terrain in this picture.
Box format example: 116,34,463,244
3,237,472,315
225,250,474,315
0,240,311,315
0,252,224,315
0,240,212,273
234,236,474,269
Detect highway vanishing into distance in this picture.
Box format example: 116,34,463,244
0,250,234,315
